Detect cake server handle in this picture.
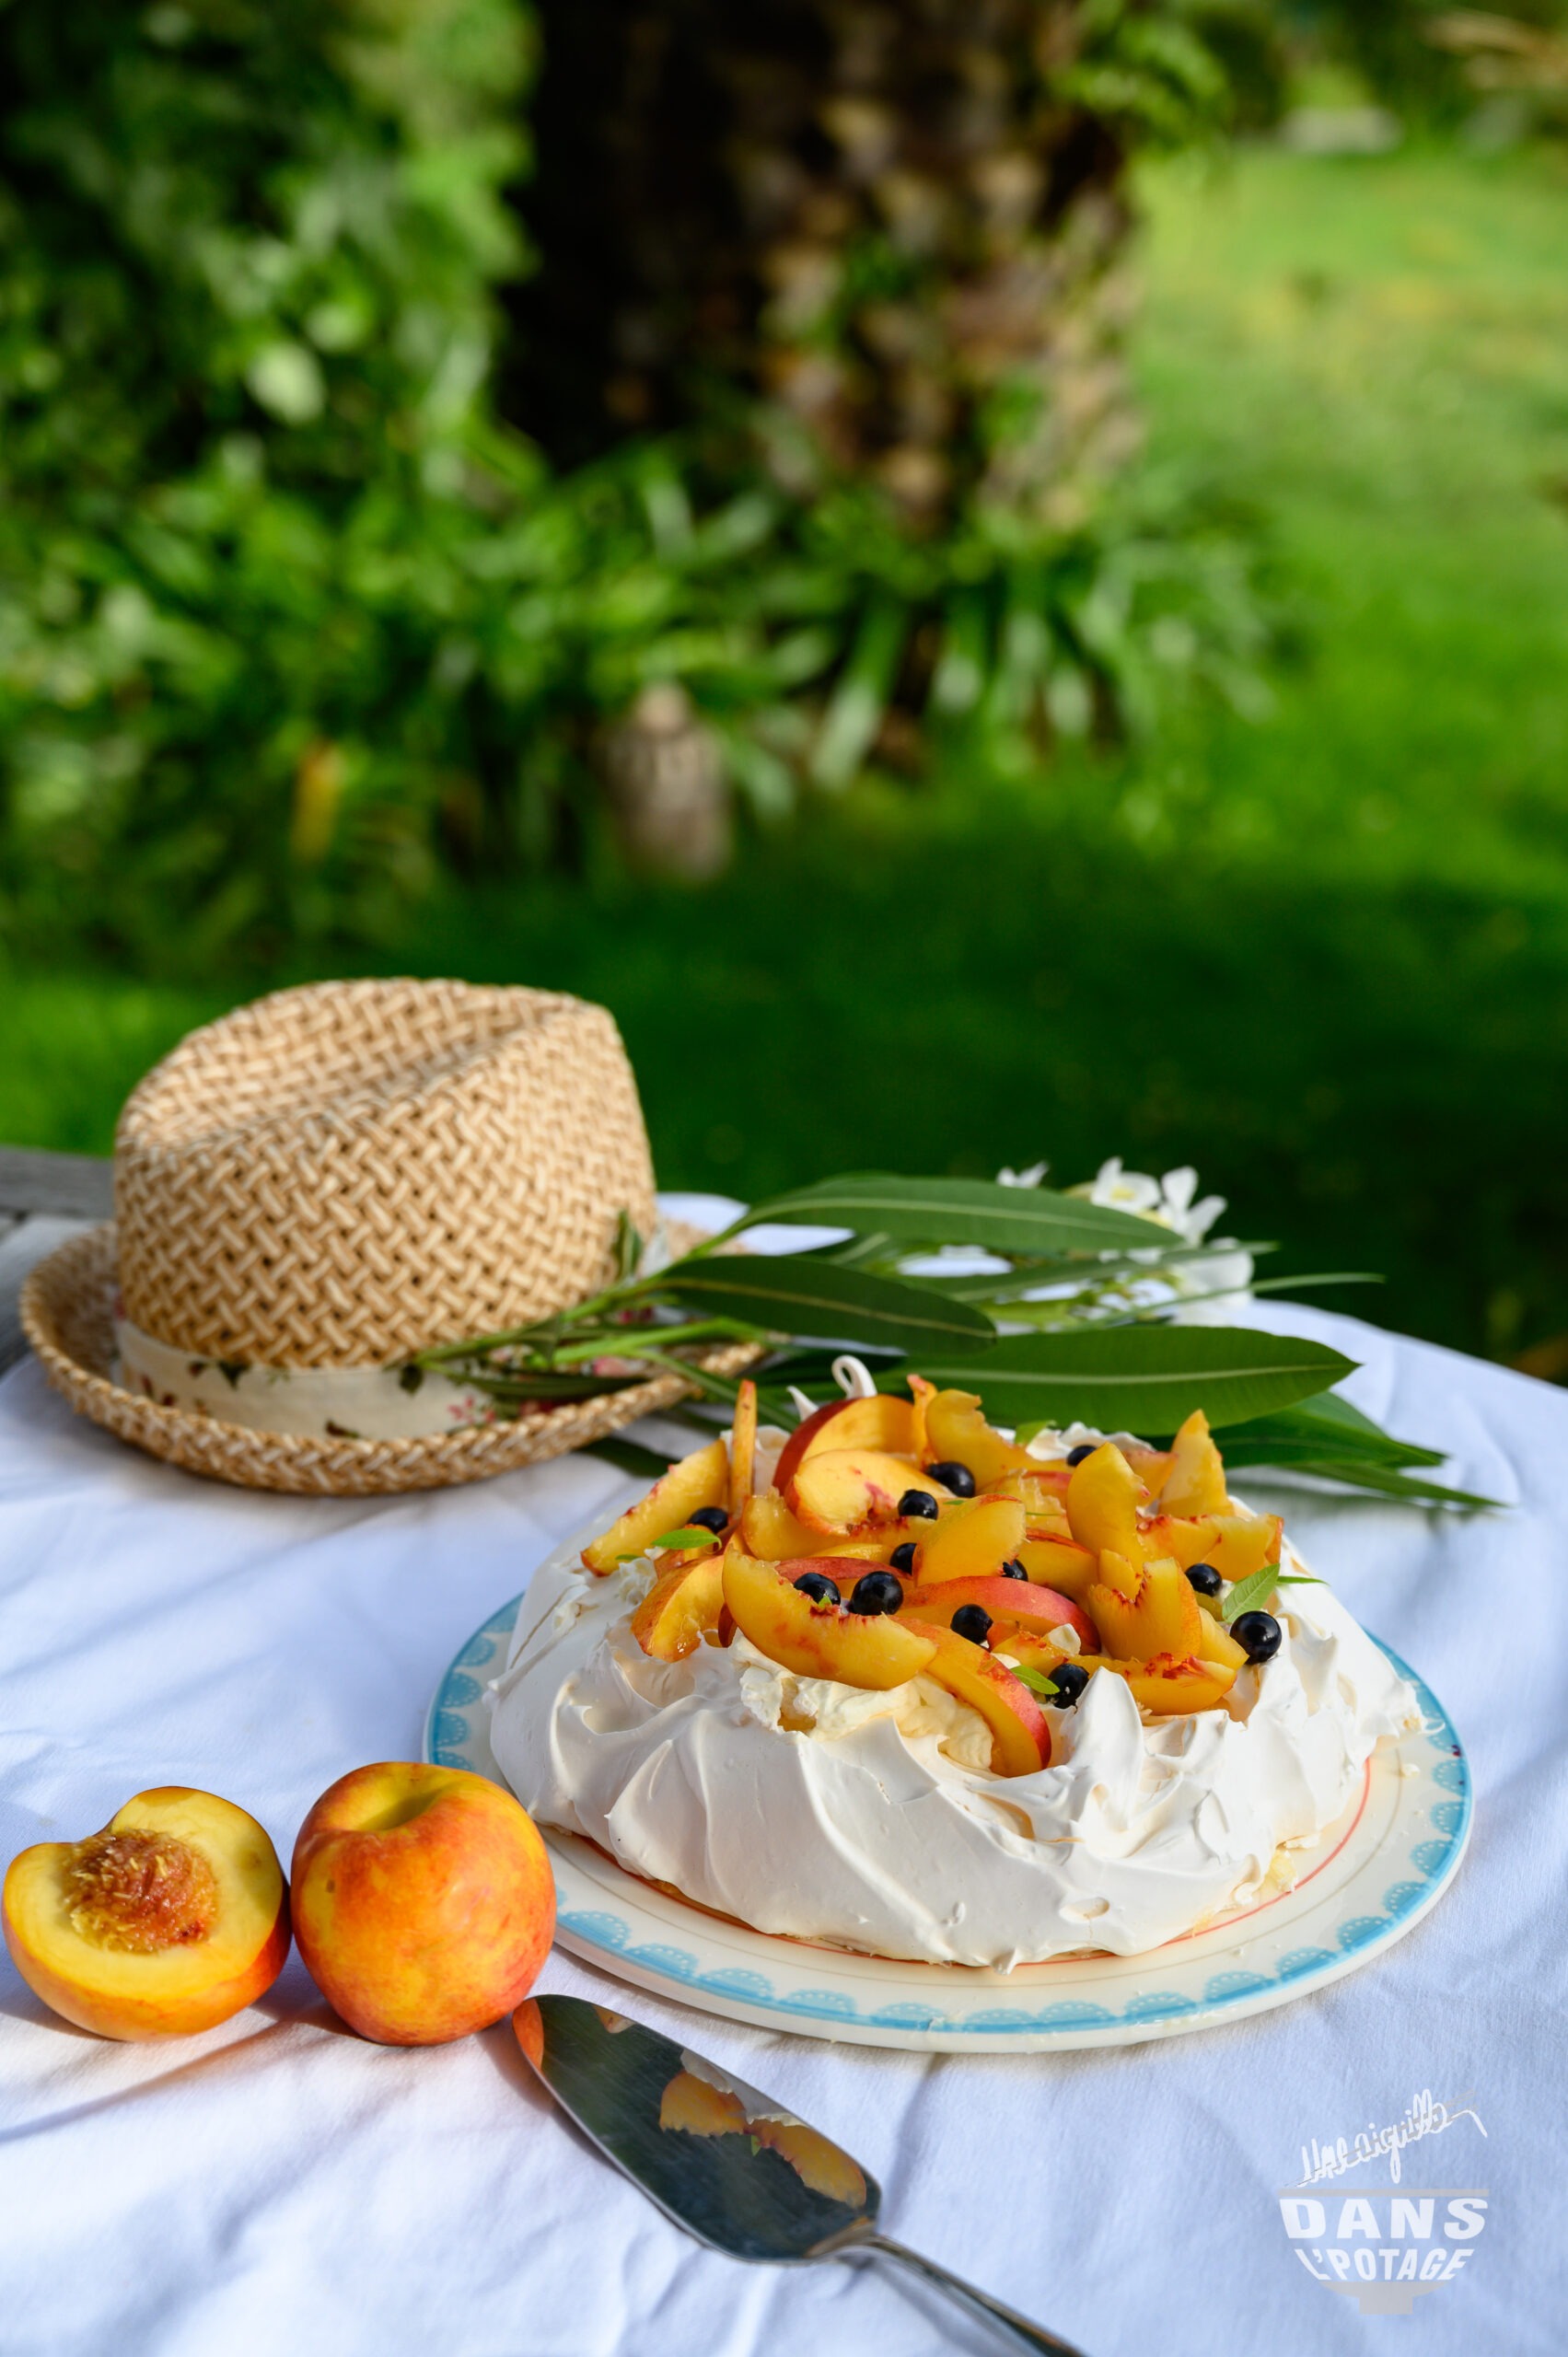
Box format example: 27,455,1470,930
825,2225,1091,2355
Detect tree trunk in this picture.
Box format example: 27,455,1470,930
513,0,1142,534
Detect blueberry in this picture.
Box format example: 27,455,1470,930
1001,1560,1029,1581
899,1489,940,1520
793,1571,842,1607
889,1542,918,1575
1047,1660,1088,1708
687,1504,730,1535
1065,1443,1098,1468
1232,1609,1282,1664
927,1459,976,1498
1185,1563,1223,1598
950,1603,993,1646
849,1571,904,1618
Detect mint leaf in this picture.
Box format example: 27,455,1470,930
1011,1662,1062,1701
1220,1563,1324,1624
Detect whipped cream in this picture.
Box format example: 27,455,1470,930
488,1519,1421,1970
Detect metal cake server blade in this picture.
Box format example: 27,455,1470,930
519,1994,1090,2356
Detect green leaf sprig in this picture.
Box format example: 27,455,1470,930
1219,1564,1325,1624
412,1167,1490,1511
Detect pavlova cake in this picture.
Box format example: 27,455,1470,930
488,1373,1419,1968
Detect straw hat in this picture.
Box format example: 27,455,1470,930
21,980,752,1493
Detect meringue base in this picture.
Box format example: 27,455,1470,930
487,1532,1420,1971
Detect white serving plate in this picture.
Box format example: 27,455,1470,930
425,1593,1469,2054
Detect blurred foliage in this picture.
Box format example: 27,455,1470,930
0,0,1283,965
3,0,1564,966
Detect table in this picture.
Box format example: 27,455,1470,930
0,1189,1560,2356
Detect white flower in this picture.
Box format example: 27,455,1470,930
1074,1156,1227,1248
996,1160,1050,1189
1067,1155,1253,1318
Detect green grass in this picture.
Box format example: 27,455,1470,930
6,142,1568,1367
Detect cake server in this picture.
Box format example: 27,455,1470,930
517,1992,1089,2356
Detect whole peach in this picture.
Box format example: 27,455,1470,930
291,1763,554,2046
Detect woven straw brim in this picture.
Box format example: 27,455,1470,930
20,1225,759,1497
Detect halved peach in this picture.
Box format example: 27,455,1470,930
772,1393,917,1494
922,1388,1037,1484
739,1492,894,1563
631,1554,727,1660
786,1449,943,1535
581,1437,729,1573
900,1620,1052,1776
1016,1535,1099,1602
722,1549,937,1689
4,1788,289,2040
1087,1554,1202,1661
1159,1409,1228,1516
727,1378,759,1517
911,1495,1027,1585
1065,1443,1147,1567
899,1576,1096,1651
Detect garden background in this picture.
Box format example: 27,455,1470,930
3,1,1566,1375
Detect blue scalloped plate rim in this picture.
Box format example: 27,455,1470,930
424,1596,1471,2053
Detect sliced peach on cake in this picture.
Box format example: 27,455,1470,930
991,1625,1083,1680
1202,1514,1284,1584
1116,1651,1237,1715
740,1492,889,1563
722,1549,937,1689
581,1437,729,1573
727,1378,759,1516
4,1788,290,2039
900,1620,1052,1775
907,1374,936,1464
1195,1612,1249,1672
631,1554,727,1660
786,1449,943,1535
772,1392,917,1494
1065,1443,1147,1567
900,1576,1096,1652
911,1495,1027,1585
922,1388,1037,1485
1016,1535,1099,1603
1159,1409,1229,1516
1086,1554,1203,1662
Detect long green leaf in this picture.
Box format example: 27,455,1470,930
657,1254,995,1356
888,1324,1355,1435
1221,1454,1498,1510
736,1173,1167,1256
1222,1392,1445,1468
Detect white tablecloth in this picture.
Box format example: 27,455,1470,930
1,1204,1562,2357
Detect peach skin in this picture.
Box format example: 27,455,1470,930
292,1762,553,2046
